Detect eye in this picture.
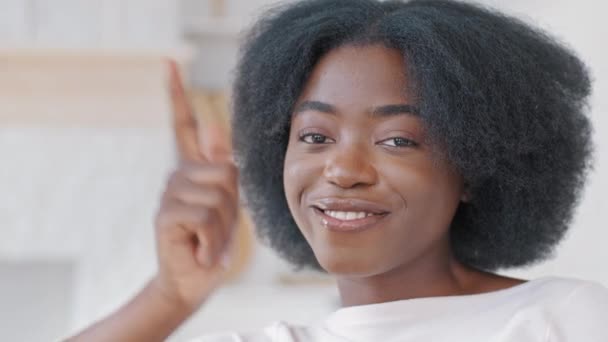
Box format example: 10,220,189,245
299,133,335,144
378,137,418,148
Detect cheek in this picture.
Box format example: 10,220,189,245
283,149,321,218
382,158,463,222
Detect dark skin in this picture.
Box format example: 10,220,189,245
283,44,526,307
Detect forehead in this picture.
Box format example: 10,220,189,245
296,44,411,106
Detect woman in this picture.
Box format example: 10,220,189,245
68,0,608,341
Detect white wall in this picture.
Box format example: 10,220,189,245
0,0,181,48
0,261,73,341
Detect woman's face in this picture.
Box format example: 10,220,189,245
283,44,465,277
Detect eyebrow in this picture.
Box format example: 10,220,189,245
293,100,419,118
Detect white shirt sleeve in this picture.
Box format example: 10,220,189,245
547,281,608,342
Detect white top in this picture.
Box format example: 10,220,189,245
189,277,608,342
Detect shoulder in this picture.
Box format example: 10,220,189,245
524,276,608,310
555,278,608,318
533,276,608,304
538,277,608,341
187,321,315,342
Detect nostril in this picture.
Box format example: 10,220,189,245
323,154,378,189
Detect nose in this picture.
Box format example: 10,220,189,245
323,144,378,189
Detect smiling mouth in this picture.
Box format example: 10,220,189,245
323,210,376,220
312,207,389,232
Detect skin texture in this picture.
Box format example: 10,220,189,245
283,44,525,307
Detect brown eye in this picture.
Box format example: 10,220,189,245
379,137,418,148
299,133,334,144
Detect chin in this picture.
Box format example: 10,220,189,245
315,251,384,277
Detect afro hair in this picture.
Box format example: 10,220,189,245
231,0,593,272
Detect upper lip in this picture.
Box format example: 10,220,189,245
311,197,391,215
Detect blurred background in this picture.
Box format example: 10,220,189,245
0,0,606,341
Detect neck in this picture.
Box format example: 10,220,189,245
335,243,480,307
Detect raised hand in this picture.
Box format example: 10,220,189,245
152,60,239,312
65,61,240,342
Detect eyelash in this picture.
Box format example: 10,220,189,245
381,137,418,148
299,133,334,144
298,133,418,148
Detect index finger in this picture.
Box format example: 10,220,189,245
168,59,203,162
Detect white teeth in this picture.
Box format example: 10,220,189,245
325,210,373,220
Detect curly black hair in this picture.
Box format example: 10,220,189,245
231,0,593,272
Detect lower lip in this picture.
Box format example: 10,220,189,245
313,207,389,233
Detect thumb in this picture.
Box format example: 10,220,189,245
200,123,233,163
